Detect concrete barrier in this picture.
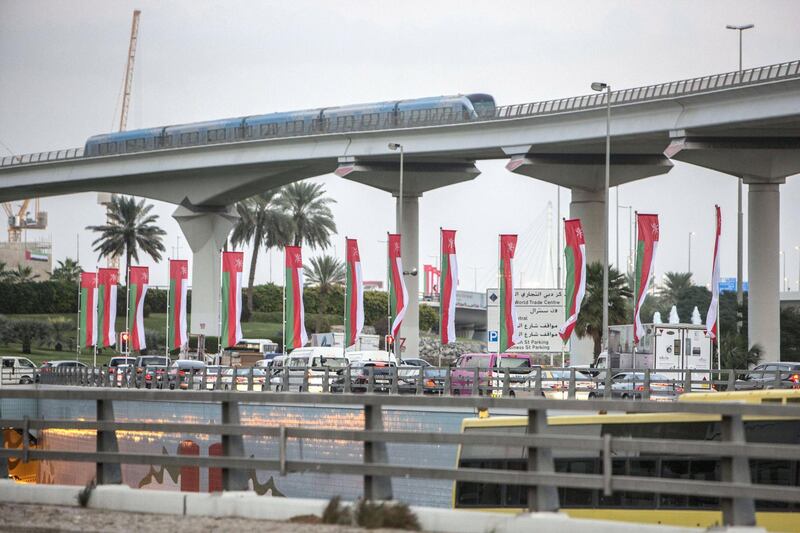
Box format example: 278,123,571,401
0,481,766,533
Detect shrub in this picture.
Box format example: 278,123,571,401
9,319,51,354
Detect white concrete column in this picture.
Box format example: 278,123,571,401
570,188,606,266
396,194,420,357
172,204,239,337
747,182,781,361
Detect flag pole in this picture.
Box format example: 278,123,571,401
386,232,391,354
497,235,501,359
76,273,81,358
125,265,131,356
343,237,348,359
632,212,638,371
166,260,171,358
438,227,442,368
217,251,223,357
93,270,98,367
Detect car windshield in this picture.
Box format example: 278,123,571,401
497,357,530,368
463,356,489,369
313,357,347,368
139,357,168,367
110,358,135,367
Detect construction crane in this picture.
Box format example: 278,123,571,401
2,198,47,243
98,9,142,268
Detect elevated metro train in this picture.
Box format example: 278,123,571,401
84,94,496,157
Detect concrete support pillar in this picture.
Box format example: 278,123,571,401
569,188,606,265
172,204,239,337
747,182,781,361
396,194,420,357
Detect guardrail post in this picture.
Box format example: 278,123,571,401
367,367,374,394
503,368,510,397
302,367,309,392
604,369,612,399
323,368,330,393
201,368,207,390
344,366,352,393
390,367,398,395
282,367,289,392
526,408,559,512
444,366,451,396
534,368,542,397
247,368,254,392
363,403,392,501
416,366,424,395
720,414,756,526
684,369,692,394
568,368,576,400
643,369,651,401
472,367,479,396
774,367,781,387
221,399,247,491
727,369,736,391
96,399,121,485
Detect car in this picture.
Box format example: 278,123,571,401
1,357,37,385
37,360,88,383
331,361,401,394
143,366,169,389
590,372,683,401
220,367,268,391
134,356,171,385
203,365,230,390
511,369,597,400
735,362,800,391
107,357,136,383
450,353,535,396
167,360,206,390
271,349,348,392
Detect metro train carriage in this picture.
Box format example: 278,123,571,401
83,93,496,157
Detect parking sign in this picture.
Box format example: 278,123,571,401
488,330,498,342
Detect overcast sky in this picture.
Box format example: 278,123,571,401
1,0,799,293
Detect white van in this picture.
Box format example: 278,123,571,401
273,347,348,391
345,350,397,365
1,357,37,384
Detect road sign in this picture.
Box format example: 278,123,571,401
488,330,498,343
487,288,565,353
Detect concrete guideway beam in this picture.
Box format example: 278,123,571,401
667,135,800,361
505,152,673,266
336,158,481,356
172,202,239,338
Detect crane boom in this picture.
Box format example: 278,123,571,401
118,9,141,132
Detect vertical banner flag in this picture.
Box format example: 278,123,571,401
284,246,308,350
559,219,587,342
96,268,119,347
634,213,660,343
168,259,189,351
128,266,149,351
388,234,408,340
220,252,244,349
79,272,98,348
706,205,722,341
498,234,521,352
345,238,365,347
439,229,458,344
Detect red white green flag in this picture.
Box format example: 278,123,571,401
220,252,244,349
706,206,722,341
559,219,586,342
168,259,189,351
440,229,458,344
634,213,660,343
345,238,364,347
387,234,408,340
128,266,149,352
96,268,119,348
284,246,308,350
79,272,98,348
498,234,521,352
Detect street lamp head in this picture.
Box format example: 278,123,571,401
403,268,418,276
726,24,754,30
591,82,608,92
388,143,402,151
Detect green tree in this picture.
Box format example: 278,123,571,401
575,262,633,356
51,257,83,283
9,319,50,354
720,332,763,370
47,316,74,351
780,307,800,361
86,195,167,285
275,182,337,249
303,255,346,333
9,265,39,283
659,271,694,306
230,190,291,314
0,262,12,282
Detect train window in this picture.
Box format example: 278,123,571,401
409,110,421,123
260,123,278,137
125,138,146,152
98,142,117,155
285,120,304,134
180,132,200,145
207,129,226,142
155,135,173,148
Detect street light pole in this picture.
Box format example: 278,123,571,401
592,81,611,351
726,23,753,307
688,232,695,273
795,245,800,292
388,142,404,361
780,251,787,292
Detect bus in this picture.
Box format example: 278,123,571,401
452,389,800,531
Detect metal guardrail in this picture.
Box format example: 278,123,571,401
0,387,799,527
35,365,796,400
2,59,798,169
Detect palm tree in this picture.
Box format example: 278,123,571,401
275,182,337,249
0,261,11,282
9,265,39,283
86,195,167,285
51,258,83,283
575,262,633,356
304,254,346,331
230,190,292,313
660,271,693,306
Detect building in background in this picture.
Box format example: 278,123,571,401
0,239,52,280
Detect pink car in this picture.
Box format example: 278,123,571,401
450,353,534,395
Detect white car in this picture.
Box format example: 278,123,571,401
1,357,37,384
